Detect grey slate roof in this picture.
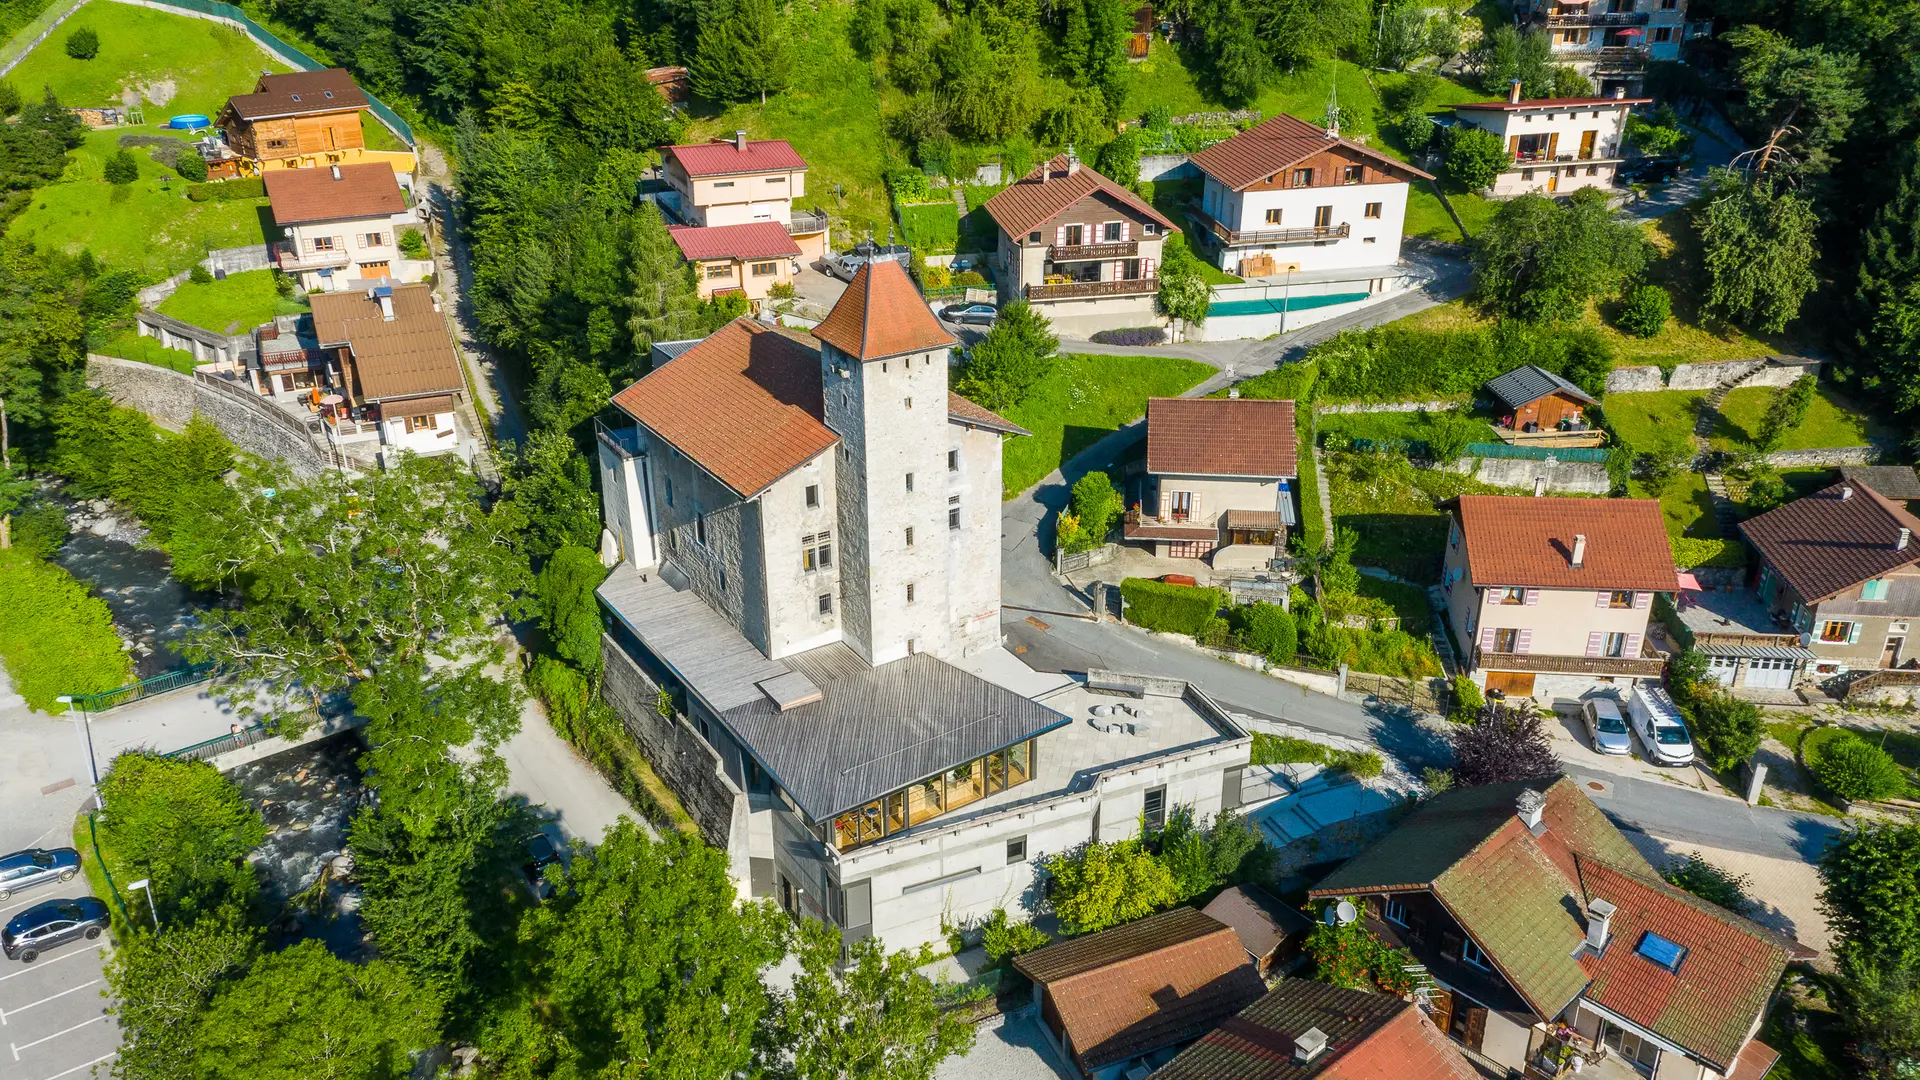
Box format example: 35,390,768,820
1841,465,1920,501
597,562,790,712
1485,365,1597,411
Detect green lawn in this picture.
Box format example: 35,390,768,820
1597,390,1705,453
1710,385,1894,452
96,329,199,372
1356,574,1433,630
997,353,1215,498
1629,473,1721,540
11,128,274,274
1326,450,1514,582
1316,408,1496,449
898,201,958,253
6,0,287,121
156,269,306,334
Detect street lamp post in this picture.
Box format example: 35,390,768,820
55,695,102,812
127,878,160,933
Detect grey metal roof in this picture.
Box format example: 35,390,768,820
1697,643,1818,660
1484,365,1598,411
723,643,1072,822
1841,465,1920,501
596,563,788,712
649,338,704,369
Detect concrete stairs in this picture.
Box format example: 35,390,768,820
1694,358,1771,439
1703,471,1743,533
950,185,968,215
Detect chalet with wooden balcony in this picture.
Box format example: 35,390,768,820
214,69,416,178
1188,113,1430,280
1441,495,1678,698
981,152,1180,337
263,162,430,292
1123,396,1297,570
1312,778,1794,1080
1452,86,1649,198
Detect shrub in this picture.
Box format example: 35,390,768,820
398,228,429,259
1686,692,1763,772
1811,731,1907,803
1671,536,1747,569
271,270,294,297
174,151,208,183
980,908,1050,966
885,166,932,205
65,26,99,59
1394,110,1438,154
1233,602,1297,663
1305,903,1414,994
767,280,796,300
103,149,140,185
1068,471,1121,549
0,550,133,711
1043,837,1181,933
188,264,213,285
1446,126,1510,190
1088,327,1167,347
1450,675,1484,722
1120,578,1225,635
1329,749,1385,779
1617,284,1672,338
1250,734,1330,766
186,177,266,202
0,82,19,117
1451,704,1559,787
952,270,987,286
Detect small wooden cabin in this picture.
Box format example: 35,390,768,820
1485,364,1597,433
217,69,369,166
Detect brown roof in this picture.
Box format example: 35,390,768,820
1146,398,1297,478
308,284,464,401
611,319,838,497
1727,1040,1781,1080
1014,908,1265,1071
1740,482,1920,602
663,138,808,178
947,392,1030,436
381,393,454,417
1455,96,1652,111
667,222,801,262
1153,979,1480,1080
812,258,954,361
1189,113,1433,192
1452,495,1678,592
982,155,1182,240
1200,884,1312,962
225,69,368,121
263,162,406,226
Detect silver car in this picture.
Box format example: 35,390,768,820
1581,698,1633,756
0,848,80,901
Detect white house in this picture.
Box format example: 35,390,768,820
262,162,431,292
1515,0,1701,95
1452,85,1650,198
306,283,467,465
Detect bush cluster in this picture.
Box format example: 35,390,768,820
1810,729,1907,803
1042,807,1269,933
0,549,133,711
1088,326,1167,346
1248,734,1384,778
65,26,99,59
1120,578,1224,635
1308,320,1611,403
1617,284,1672,338
1670,536,1748,570
103,149,140,184
186,177,267,202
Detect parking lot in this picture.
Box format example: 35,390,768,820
0,891,117,1080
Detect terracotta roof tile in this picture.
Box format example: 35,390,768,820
225,69,367,121
812,258,954,361
309,284,463,401
1201,885,1312,963
1727,1039,1781,1080
947,392,1030,436
1574,859,1793,1072
1189,113,1433,191
1016,909,1264,1070
1153,979,1479,1080
1453,495,1678,592
1739,482,1920,602
982,155,1182,240
611,319,837,497
1147,398,1297,478
663,138,808,177
667,222,802,262
264,162,406,226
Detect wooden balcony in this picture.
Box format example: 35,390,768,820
1206,212,1350,247
1595,45,1650,72
1025,277,1158,301
274,242,350,272
1050,240,1138,261
1841,667,1920,699
1475,648,1667,678
1543,10,1648,25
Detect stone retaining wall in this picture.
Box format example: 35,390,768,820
1317,399,1460,415
1604,357,1821,395
85,355,330,476
1767,444,1887,467
136,245,277,307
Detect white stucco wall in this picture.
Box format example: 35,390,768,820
378,405,456,455
1202,178,1410,274
1456,103,1633,199
757,451,845,659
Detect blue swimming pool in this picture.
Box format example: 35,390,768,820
167,114,211,130
1207,291,1371,318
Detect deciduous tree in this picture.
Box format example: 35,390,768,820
953,300,1057,411
1043,836,1181,933
1473,189,1648,321
502,429,602,560
96,754,265,920
1755,374,1818,451
536,544,609,671
1445,126,1509,192
1822,821,1920,972
105,913,259,1080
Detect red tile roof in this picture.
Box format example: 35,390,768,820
1739,482,1920,602
611,319,839,497
667,222,802,262
1155,979,1479,1080
1452,495,1678,592
812,258,954,361
1727,1039,1781,1080
224,69,368,120
1013,908,1266,1070
946,392,1030,436
1575,858,1793,1073
982,155,1181,240
1146,398,1297,478
663,138,808,178
1455,96,1652,111
264,162,406,225
1189,113,1433,192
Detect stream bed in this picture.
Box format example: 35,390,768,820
49,495,215,681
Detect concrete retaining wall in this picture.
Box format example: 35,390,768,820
1445,455,1611,494
1140,154,1200,181
85,355,331,475
600,636,750,859
137,245,277,308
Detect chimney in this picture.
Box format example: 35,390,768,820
1534,476,1547,497
1294,1028,1329,1064
1228,387,1240,399
1516,788,1547,831
330,163,342,181
1900,528,1912,552
379,294,393,321
1842,486,1855,501
1067,144,1081,176
1612,86,1627,100
1585,897,1618,952
1509,78,1523,104
734,130,748,152
1571,533,1587,569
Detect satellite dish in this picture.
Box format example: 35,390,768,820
1323,900,1358,926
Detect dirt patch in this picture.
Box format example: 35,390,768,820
126,78,177,108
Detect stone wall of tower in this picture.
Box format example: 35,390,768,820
647,431,771,654
757,454,845,659
945,421,1006,655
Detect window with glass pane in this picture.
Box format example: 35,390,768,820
907,776,944,825
985,748,1008,793
1007,741,1032,786
944,760,986,811
886,792,906,833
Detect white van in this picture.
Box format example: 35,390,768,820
1627,684,1694,766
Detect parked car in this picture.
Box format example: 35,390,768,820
1618,158,1683,185
521,832,563,902
3,897,109,963
0,848,80,901
1627,684,1695,766
1580,697,1633,757
940,302,998,326
828,240,912,282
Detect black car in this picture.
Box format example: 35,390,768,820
0,847,80,901
939,302,998,326
521,833,563,902
3,897,109,963
1618,157,1683,185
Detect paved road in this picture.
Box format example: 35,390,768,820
0,901,117,1080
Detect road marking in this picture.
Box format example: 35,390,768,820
10,1015,106,1059
35,1052,117,1080
0,949,104,982
0,980,101,1025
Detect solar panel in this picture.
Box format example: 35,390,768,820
1635,930,1687,971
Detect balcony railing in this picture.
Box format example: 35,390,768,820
787,209,829,235
1513,144,1623,164
1543,10,1649,25
1025,277,1158,301
1207,214,1350,246
1475,648,1668,678
1692,630,1802,650
1050,240,1138,261
274,242,351,272
1596,45,1651,71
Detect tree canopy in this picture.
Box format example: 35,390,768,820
1472,189,1649,321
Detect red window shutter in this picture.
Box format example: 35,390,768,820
1586,631,1604,658
1524,588,1540,606
1596,591,1611,609
1515,629,1532,655
1480,626,1496,651
1624,632,1642,657
1634,591,1651,609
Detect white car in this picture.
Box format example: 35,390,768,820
1627,685,1695,767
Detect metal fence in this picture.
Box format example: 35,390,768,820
67,662,215,713
165,723,271,762
1464,441,1612,463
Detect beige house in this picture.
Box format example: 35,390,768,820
1452,86,1648,198
264,163,430,292
660,134,829,261
1122,397,1297,571
1442,495,1676,698
669,222,801,302
981,153,1181,338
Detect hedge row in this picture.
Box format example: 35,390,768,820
1671,536,1748,569
186,177,266,202
1120,578,1225,635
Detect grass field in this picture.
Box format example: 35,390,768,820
1629,473,1720,539
997,353,1215,498
156,269,306,334
6,1,287,121
898,201,959,252
1600,390,1705,453
1710,385,1894,452
1327,450,1512,582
